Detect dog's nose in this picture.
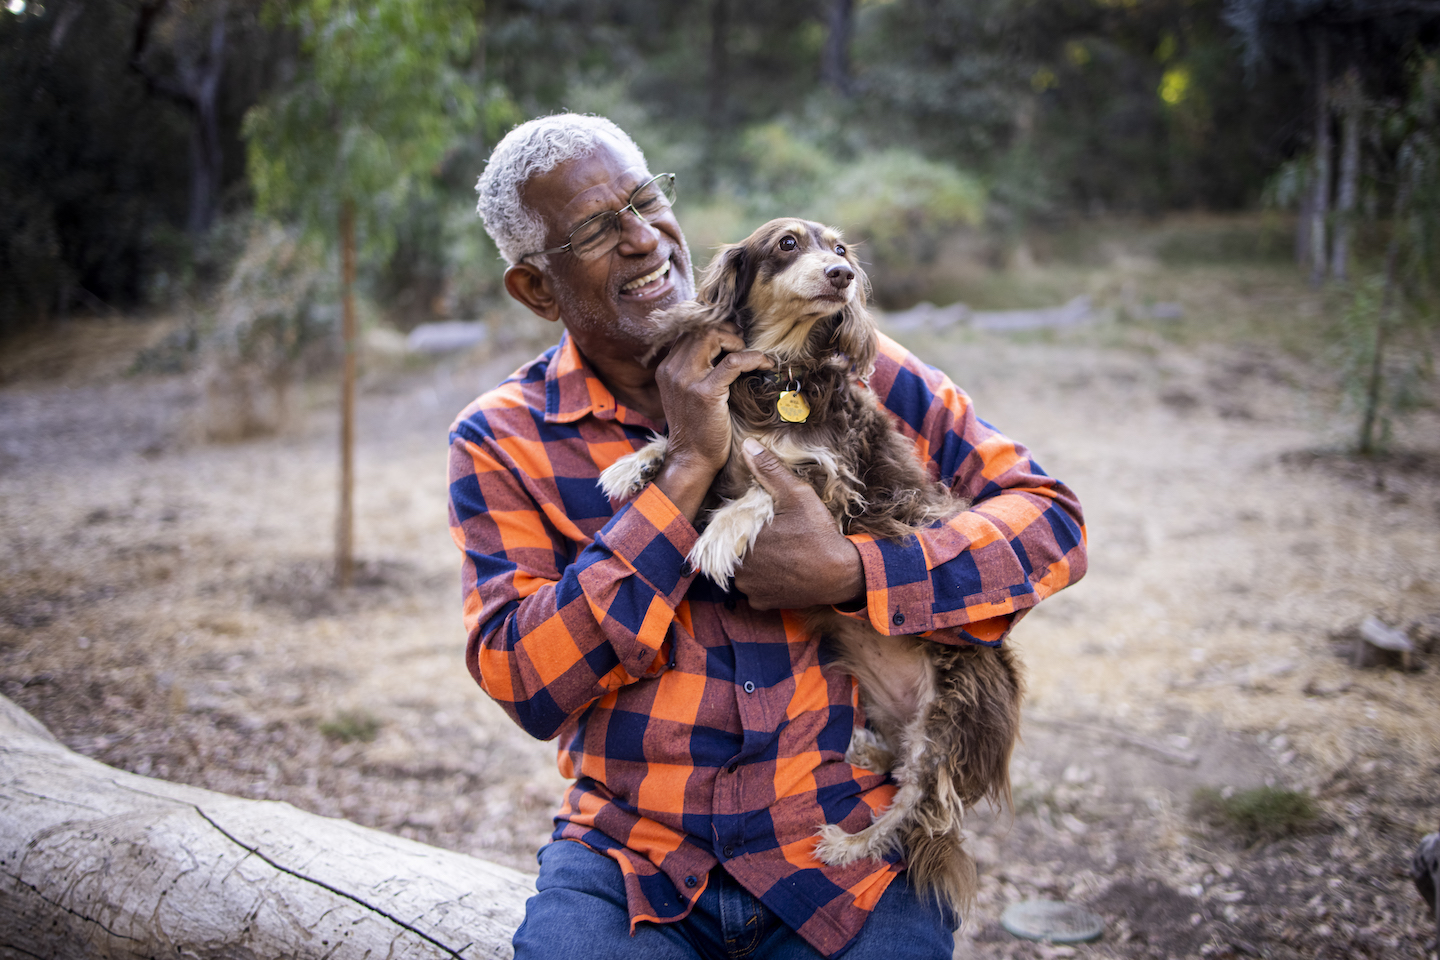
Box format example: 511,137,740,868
826,263,854,289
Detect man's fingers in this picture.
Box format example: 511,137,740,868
705,348,772,388
741,437,806,502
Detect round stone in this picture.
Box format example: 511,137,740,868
1000,899,1104,943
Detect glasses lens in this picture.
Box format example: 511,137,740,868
630,174,676,219
569,212,619,259
565,174,678,262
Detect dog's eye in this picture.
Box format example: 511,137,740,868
779,236,797,251
834,244,846,257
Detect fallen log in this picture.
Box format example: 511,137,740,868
0,694,534,958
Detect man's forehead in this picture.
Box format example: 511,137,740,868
524,142,650,233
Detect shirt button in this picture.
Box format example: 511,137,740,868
723,845,735,858
685,875,698,888
892,611,905,626
743,680,756,694
727,763,738,774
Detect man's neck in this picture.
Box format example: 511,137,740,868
610,376,664,422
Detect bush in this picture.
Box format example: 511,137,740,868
722,124,988,306
822,150,985,305
199,221,338,441
1192,786,1319,842
319,710,381,743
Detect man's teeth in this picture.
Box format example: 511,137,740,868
621,260,670,292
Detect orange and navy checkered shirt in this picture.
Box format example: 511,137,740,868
447,331,1086,957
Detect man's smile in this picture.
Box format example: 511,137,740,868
619,258,673,299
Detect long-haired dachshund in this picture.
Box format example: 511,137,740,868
598,218,1023,915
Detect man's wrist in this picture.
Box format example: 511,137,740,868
652,454,718,523
824,538,866,608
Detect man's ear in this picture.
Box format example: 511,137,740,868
503,263,561,322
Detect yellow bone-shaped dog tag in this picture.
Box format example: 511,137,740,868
776,389,810,423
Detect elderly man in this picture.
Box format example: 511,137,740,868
448,114,1086,959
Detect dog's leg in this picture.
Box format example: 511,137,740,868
688,483,774,584
598,437,669,501
814,709,933,866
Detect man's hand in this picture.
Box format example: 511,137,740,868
652,324,771,522
733,437,865,611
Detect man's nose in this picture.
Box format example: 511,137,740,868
825,262,854,290
615,206,661,254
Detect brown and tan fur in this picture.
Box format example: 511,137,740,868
598,218,1023,916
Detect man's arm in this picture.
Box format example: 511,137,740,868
450,432,695,740
733,334,1086,641
450,326,771,741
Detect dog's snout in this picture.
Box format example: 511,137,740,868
826,262,854,289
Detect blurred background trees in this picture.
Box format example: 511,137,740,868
2,0,1437,445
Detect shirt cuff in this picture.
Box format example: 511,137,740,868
843,532,936,635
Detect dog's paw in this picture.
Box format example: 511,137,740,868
599,438,668,501
688,525,744,583
688,485,774,585
845,727,896,774
813,823,867,868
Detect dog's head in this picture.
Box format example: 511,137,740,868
696,218,876,377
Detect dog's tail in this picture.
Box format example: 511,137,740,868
902,821,979,917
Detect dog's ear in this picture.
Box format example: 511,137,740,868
697,242,758,323
831,265,877,379
638,243,759,363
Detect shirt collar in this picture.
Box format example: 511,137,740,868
544,332,660,430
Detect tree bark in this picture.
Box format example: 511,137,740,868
821,0,855,97
1358,147,1416,455
0,694,533,958
336,198,357,588
701,0,729,194
1309,27,1332,288
1331,66,1363,283
129,0,229,235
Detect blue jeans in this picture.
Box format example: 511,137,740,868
512,840,957,959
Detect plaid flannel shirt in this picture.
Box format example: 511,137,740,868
447,331,1086,957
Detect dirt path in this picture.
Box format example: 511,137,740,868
1,308,1436,958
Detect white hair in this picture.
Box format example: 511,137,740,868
476,114,648,267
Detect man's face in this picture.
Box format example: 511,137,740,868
519,137,695,369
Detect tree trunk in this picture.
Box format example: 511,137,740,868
1309,27,1332,288
130,0,229,236
185,8,227,235
1331,67,1362,283
701,0,729,195
0,694,533,958
337,199,357,588
821,0,855,97
1358,149,1416,455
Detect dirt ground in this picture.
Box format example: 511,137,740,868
2,241,1438,958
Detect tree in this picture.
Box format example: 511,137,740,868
129,0,233,236
1353,55,1440,454
1225,0,1440,284
244,0,478,586
1,692,531,958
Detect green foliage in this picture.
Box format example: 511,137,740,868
1341,54,1440,454
213,221,338,372
243,0,480,258
1192,786,1319,842
320,709,382,743
826,150,986,254
1337,275,1433,452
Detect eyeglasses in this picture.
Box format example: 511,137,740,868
520,173,678,263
